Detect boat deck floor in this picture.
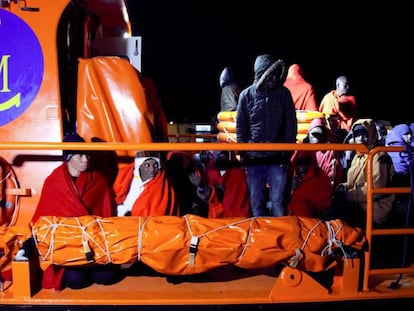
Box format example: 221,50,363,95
1,263,414,308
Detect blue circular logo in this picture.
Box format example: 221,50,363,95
0,9,44,126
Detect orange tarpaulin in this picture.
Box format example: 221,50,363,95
22,215,366,275
76,56,153,156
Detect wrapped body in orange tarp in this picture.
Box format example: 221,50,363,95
76,56,153,156
15,215,367,275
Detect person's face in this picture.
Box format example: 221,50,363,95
376,125,387,143
308,128,326,144
263,74,277,89
336,79,349,97
353,132,368,145
402,132,412,144
140,158,159,182
67,153,90,176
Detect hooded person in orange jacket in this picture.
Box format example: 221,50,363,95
283,63,318,111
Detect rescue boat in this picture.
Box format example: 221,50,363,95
0,1,413,309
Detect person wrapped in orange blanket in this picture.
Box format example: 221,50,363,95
31,132,119,291
191,150,251,217
283,63,318,111
114,152,179,217
319,75,357,133
287,151,333,218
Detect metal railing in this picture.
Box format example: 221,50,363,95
364,145,414,291
1,140,413,292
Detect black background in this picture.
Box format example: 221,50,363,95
126,0,412,125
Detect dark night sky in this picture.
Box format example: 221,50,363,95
126,1,412,125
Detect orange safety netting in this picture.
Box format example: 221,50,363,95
20,215,366,275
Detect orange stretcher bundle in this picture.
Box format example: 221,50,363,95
14,215,366,276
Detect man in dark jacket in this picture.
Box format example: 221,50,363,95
219,66,241,112
236,54,297,217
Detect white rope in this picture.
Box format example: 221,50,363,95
222,127,237,142
95,218,112,262
0,170,11,184
300,219,324,250
33,216,64,262
137,216,151,262
235,217,254,263
184,215,257,239
75,217,113,264
289,248,302,268
320,220,348,264
183,215,258,267
299,219,348,266
32,216,114,264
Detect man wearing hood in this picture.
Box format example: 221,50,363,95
385,123,414,225
283,63,318,111
219,66,241,112
325,118,396,227
236,54,297,217
385,123,413,177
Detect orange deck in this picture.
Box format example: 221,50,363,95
1,263,414,306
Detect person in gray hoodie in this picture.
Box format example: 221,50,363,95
236,54,297,217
